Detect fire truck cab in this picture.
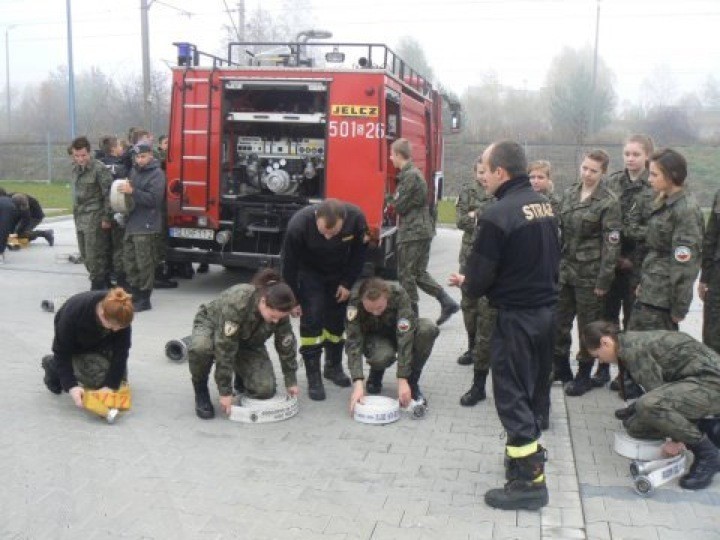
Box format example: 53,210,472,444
165,40,459,276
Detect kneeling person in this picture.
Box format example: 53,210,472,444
188,269,299,420
584,321,720,490
347,278,439,413
41,289,133,409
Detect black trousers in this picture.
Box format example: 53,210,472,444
297,270,347,358
0,198,18,254
491,305,555,446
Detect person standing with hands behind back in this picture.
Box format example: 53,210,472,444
449,140,560,511
390,138,459,324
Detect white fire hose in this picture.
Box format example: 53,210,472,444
613,432,688,496
110,179,133,214
229,393,299,423
353,396,427,425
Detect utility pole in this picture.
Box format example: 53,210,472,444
141,0,152,130
5,25,14,134
66,0,76,139
588,0,601,137
237,0,245,41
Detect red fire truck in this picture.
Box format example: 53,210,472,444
164,39,460,276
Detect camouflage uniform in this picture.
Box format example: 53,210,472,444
346,282,439,381
394,161,443,304
72,157,113,285
628,190,704,331
604,170,654,329
701,189,720,354
619,331,720,444
188,284,298,398
554,182,621,381
456,181,496,372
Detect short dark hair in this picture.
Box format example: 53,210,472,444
487,140,527,178
100,136,118,156
315,199,347,229
359,277,390,302
651,148,687,186
70,136,91,152
0,187,7,197
252,268,296,312
158,134,168,144
11,193,29,211
391,138,412,160
585,149,610,173
582,321,620,351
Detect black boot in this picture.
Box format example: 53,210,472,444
366,368,385,394
322,343,351,387
233,375,245,395
436,290,460,326
614,402,636,421
196,262,210,273
699,417,720,448
460,369,488,407
679,436,720,490
41,355,62,395
486,446,549,510
193,380,215,419
564,361,594,397
408,368,426,405
90,277,107,291
457,350,473,366
154,264,178,289
591,363,610,388
132,289,152,312
610,375,621,391
304,353,326,401
552,358,574,384
38,229,54,246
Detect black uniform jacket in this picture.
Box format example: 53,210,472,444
282,202,368,292
463,175,560,309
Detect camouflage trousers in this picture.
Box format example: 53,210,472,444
108,223,125,274
76,222,110,281
397,240,443,304
72,351,113,389
124,233,159,291
362,318,439,374
554,283,606,364
460,290,496,372
624,375,720,445
702,270,720,355
627,302,677,332
188,310,276,399
604,268,639,331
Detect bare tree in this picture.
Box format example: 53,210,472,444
394,36,434,82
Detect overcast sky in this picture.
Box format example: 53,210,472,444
1,0,719,106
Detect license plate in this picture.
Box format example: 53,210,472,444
169,227,214,241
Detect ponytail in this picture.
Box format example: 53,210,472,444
252,268,296,312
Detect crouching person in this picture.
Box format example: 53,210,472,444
188,269,300,420
584,321,720,490
41,289,133,409
347,278,439,414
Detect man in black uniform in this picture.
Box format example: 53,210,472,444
10,192,54,245
449,140,560,511
282,198,368,401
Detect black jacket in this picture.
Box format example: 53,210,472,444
98,154,130,181
52,291,132,391
282,203,368,292
126,158,166,234
463,175,560,309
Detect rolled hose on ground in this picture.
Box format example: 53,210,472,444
229,394,299,423
165,336,192,362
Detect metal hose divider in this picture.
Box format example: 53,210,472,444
165,336,192,362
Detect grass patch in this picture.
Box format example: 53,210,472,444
437,199,456,225
0,180,72,216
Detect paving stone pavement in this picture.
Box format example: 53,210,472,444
0,222,718,539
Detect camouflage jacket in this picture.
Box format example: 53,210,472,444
605,169,655,263
701,188,720,283
558,182,621,289
345,282,416,380
394,161,434,243
72,157,114,230
619,331,720,391
637,190,704,319
203,284,298,395
455,181,494,270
